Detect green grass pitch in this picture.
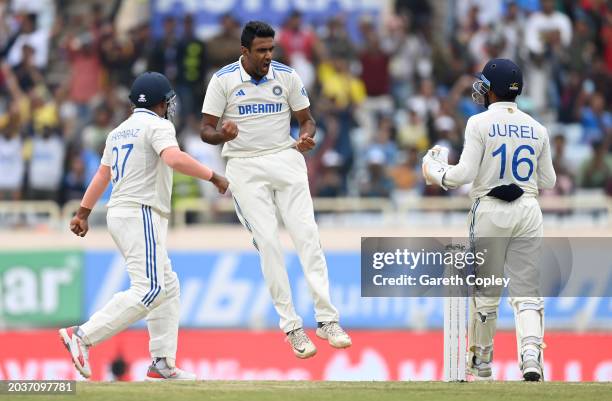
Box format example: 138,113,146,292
16,381,612,401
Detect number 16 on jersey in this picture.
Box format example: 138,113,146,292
491,144,534,182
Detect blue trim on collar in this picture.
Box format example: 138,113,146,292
134,109,160,118
250,77,268,86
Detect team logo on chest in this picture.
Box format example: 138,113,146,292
272,85,283,96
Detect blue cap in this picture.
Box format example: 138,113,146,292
129,72,176,108
478,58,523,99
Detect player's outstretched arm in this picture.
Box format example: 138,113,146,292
200,114,238,145
438,120,483,189
293,107,316,153
70,164,111,237
160,146,228,194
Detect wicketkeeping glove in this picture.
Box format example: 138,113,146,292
422,146,450,190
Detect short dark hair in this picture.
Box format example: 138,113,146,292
241,21,275,49
496,93,518,102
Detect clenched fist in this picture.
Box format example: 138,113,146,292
296,133,315,153
210,172,230,194
221,120,238,142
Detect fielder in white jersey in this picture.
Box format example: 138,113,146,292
200,21,351,359
59,72,228,380
423,59,556,381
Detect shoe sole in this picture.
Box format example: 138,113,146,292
58,329,91,379
315,329,352,349
523,371,542,382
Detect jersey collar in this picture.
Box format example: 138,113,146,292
133,108,160,118
238,55,275,85
488,102,517,110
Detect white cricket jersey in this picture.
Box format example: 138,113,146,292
101,108,179,215
444,102,556,199
202,56,310,158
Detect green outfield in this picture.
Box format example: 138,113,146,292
13,381,612,401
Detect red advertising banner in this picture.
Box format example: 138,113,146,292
0,330,610,382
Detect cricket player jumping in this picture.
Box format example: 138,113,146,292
423,59,556,381
200,21,351,359
60,72,228,380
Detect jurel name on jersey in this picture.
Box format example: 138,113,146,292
489,124,538,140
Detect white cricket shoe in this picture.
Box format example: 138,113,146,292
316,322,352,349
521,350,543,382
146,359,196,381
59,326,91,378
286,328,317,359
467,355,492,380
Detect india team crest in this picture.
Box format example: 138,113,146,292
272,86,282,96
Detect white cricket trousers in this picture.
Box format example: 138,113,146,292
80,205,180,367
468,195,545,361
226,148,339,333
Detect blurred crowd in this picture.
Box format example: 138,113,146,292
0,0,611,210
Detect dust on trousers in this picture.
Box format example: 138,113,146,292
79,205,181,368
226,147,339,333
467,196,545,370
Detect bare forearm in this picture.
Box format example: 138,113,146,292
200,125,227,145
164,149,213,181
300,118,316,138
81,168,110,211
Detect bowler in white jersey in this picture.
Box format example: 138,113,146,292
59,72,228,380
200,21,351,359
423,59,556,381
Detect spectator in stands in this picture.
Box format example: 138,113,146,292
360,148,395,198
82,105,113,154
26,123,65,202
11,44,43,92
320,16,355,60
369,115,398,165
602,8,612,73
386,13,432,104
523,0,572,115
406,78,439,122
278,10,318,64
6,13,50,70
567,14,597,74
395,0,432,28
277,11,319,90
315,150,344,198
579,91,612,144
176,14,207,118
206,14,241,71
396,106,428,151
0,130,24,200
389,146,421,193
456,0,503,29
99,21,139,88
579,140,612,189
358,18,394,141
148,16,178,82
62,150,87,204
499,2,524,62
63,19,103,124
550,134,575,195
